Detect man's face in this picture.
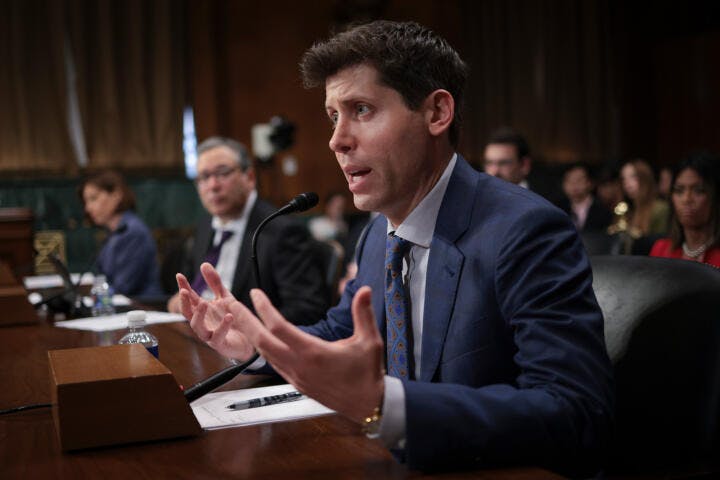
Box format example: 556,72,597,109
196,145,255,221
325,64,441,226
483,143,529,184
563,167,592,203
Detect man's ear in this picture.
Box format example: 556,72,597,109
244,167,257,186
424,89,454,138
521,156,532,176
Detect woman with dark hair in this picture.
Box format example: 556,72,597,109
80,171,162,296
650,152,720,267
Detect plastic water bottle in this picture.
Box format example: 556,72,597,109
118,310,159,358
91,275,115,316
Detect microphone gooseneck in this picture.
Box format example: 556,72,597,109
186,192,319,404
251,192,319,287
184,353,260,402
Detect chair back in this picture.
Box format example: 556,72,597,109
591,255,720,472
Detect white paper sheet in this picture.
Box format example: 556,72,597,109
54,311,186,332
23,273,95,290
191,384,335,430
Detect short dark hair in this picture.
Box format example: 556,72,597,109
79,170,136,213
668,151,720,249
300,20,468,147
564,162,592,180
486,127,530,159
197,136,253,171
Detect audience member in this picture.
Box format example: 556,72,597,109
166,136,328,325
612,159,669,238
483,127,532,188
79,171,162,296
308,191,348,243
650,151,720,267
556,163,613,232
657,165,673,200
176,21,612,475
596,166,624,213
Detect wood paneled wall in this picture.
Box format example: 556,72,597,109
187,0,462,208
187,0,720,207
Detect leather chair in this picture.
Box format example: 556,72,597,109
590,255,720,475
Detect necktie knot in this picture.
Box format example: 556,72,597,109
217,230,233,246
386,234,411,272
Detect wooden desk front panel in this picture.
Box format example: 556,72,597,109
0,321,562,479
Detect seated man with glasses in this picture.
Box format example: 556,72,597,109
166,136,328,325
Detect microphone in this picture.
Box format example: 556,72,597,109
184,192,318,403
183,353,260,402
251,192,319,286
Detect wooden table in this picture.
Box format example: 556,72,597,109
0,320,563,479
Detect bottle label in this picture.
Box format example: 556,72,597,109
147,344,159,358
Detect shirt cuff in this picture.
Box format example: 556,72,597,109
377,375,407,449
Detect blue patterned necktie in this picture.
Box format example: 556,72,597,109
385,233,413,380
191,230,233,293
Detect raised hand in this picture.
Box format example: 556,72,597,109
236,285,385,424
176,262,255,361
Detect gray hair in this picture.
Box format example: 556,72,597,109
197,136,252,171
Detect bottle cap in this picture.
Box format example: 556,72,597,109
126,310,147,327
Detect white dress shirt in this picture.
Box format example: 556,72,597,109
378,154,457,448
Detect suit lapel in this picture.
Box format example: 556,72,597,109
420,156,476,381
231,201,265,295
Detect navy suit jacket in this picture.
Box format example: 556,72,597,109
302,156,614,473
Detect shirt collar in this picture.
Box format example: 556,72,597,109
212,189,257,233
387,153,457,248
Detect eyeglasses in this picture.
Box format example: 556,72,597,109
195,165,241,185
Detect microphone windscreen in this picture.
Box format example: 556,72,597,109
289,192,319,213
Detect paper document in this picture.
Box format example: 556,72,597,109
23,273,95,290
191,384,335,430
54,311,186,332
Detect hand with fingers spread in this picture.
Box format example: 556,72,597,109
176,262,255,362
236,285,385,424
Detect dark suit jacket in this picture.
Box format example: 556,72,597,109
302,156,614,473
192,198,328,325
556,196,613,232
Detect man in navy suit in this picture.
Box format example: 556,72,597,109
177,21,613,475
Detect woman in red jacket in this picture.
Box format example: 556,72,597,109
650,151,720,267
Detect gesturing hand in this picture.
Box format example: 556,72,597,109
176,262,255,362
237,285,385,424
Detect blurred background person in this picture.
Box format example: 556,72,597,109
166,136,328,322
483,127,532,188
308,191,348,243
650,151,720,267
596,166,624,213
80,171,162,297
556,162,613,232
657,165,673,200
610,159,669,254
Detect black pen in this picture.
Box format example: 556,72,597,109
226,391,304,410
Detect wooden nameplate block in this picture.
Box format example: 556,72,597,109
48,344,202,451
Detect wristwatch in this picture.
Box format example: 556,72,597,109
362,406,383,439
